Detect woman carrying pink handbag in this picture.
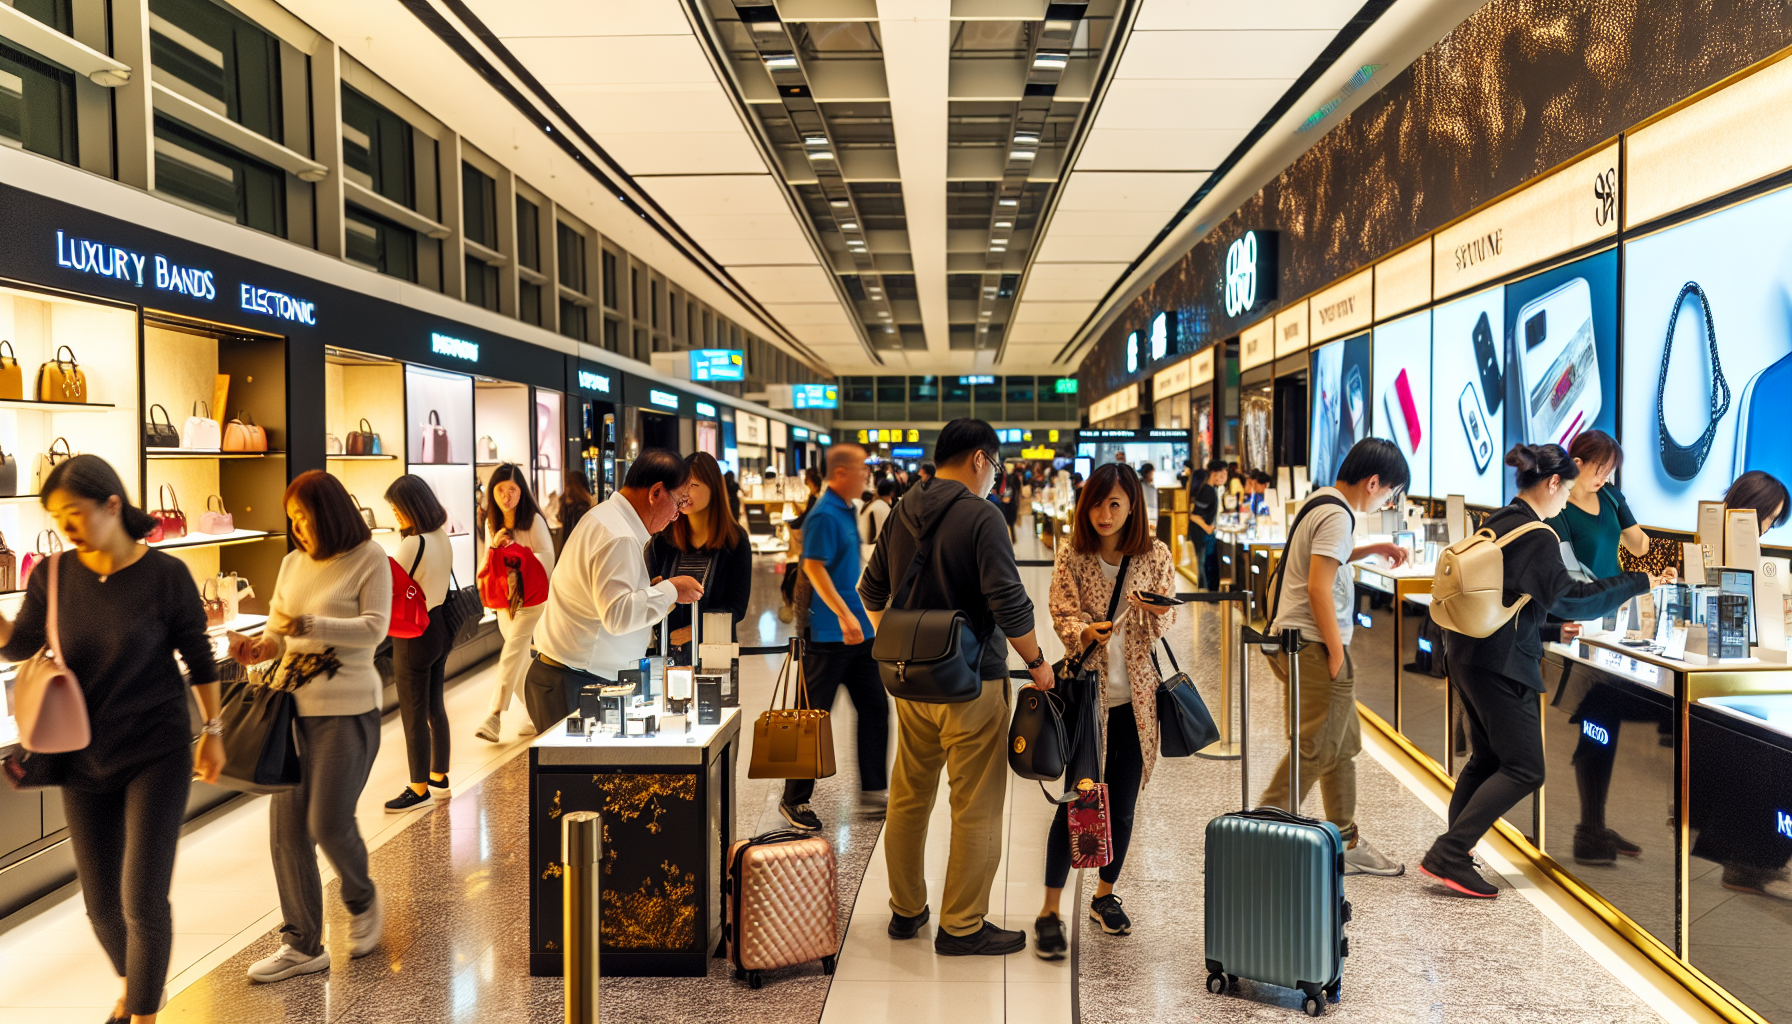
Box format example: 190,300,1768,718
0,455,223,1024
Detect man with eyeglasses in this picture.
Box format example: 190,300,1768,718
525,448,704,732
1258,437,1411,876
859,418,1055,957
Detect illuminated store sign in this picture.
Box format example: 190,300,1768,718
649,389,679,410
819,434,831,445
1149,313,1168,360
1224,230,1277,317
1582,720,1610,746
1779,811,1792,840
958,375,995,385
890,446,925,458
792,384,837,409
792,427,808,439
689,349,744,382
1054,378,1078,394
242,284,316,325
1126,332,1139,373
431,333,479,361
694,401,716,417
1021,446,1057,459
578,370,611,393
858,428,920,444
1433,142,1619,295
56,230,222,303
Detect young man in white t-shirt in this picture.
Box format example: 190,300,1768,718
1260,437,1412,875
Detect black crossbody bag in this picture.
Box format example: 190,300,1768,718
872,493,984,703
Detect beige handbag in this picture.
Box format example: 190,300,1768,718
1430,521,1557,638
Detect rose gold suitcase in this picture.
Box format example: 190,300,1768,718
724,829,839,988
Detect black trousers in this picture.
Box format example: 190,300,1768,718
1045,702,1144,888
393,612,452,785
1433,662,1545,863
524,654,608,732
62,746,191,1015
783,639,891,804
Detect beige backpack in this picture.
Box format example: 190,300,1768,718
1430,521,1557,638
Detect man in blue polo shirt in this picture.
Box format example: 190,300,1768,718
780,441,890,831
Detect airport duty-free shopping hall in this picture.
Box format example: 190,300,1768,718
0,0,1790,1021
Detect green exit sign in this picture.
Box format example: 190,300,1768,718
1054,378,1078,394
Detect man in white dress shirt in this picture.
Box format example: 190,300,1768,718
525,449,704,730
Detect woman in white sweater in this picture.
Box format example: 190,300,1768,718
476,463,556,742
228,470,391,985
382,475,456,812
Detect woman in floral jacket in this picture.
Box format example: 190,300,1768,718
1032,462,1177,960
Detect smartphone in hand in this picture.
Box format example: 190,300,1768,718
1133,591,1182,607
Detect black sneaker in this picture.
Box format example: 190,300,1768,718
1419,849,1498,898
427,776,451,801
1034,914,1067,960
779,801,822,830
934,921,1026,956
1573,823,1617,865
384,787,430,813
1089,894,1131,935
888,906,930,939
1607,829,1642,857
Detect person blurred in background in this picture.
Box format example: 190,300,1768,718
382,475,455,811
475,464,555,744
557,470,594,552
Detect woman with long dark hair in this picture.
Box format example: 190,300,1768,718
558,469,595,550
1032,462,1176,958
380,475,455,812
1420,444,1671,898
0,455,219,1024
476,463,556,742
650,451,751,651
230,470,390,982
1724,470,1790,535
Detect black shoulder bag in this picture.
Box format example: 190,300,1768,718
1009,554,1130,800
1263,494,1354,626
1153,637,1220,757
872,492,985,703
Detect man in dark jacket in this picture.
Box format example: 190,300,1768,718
860,418,1055,957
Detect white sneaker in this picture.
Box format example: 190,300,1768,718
475,714,502,743
859,790,889,815
1343,837,1405,876
248,944,330,983
519,719,539,737
348,892,383,958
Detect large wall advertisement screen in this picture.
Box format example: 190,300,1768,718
1308,333,1370,489
1370,310,1432,499
1623,186,1792,546
1430,286,1505,506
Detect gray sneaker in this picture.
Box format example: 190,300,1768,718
1343,837,1405,876
348,892,383,957
475,714,502,743
247,944,330,983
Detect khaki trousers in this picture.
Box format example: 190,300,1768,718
1258,642,1360,837
884,678,1011,937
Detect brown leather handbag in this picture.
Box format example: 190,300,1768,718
222,410,268,452
35,345,85,403
0,531,16,592
0,341,21,401
747,638,835,780
346,417,382,455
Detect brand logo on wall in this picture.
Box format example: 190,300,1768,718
578,370,611,393
1594,167,1617,226
1223,230,1277,318
56,230,218,302
1126,332,1139,373
1149,312,1168,360
430,333,479,361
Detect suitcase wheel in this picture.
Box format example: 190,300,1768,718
1325,980,1342,1003
1206,973,1226,995
1302,996,1324,1017
733,968,746,981
822,955,837,975
748,971,763,990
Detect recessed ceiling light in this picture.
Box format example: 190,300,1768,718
804,135,827,146
764,54,798,70
840,222,858,230
1014,132,1039,145
999,198,1018,207
1032,51,1068,70
995,220,1012,228
878,311,891,318
807,150,835,161
829,199,850,208
1008,150,1035,161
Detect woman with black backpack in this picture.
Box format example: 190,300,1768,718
1420,443,1672,898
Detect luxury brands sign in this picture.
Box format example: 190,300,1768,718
1432,142,1619,296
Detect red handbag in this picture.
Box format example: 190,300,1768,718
478,540,548,613
388,540,430,639
1067,782,1113,869
148,484,186,543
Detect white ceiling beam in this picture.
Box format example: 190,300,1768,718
877,0,953,357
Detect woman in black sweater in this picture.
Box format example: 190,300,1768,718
0,456,220,1024
650,451,752,654
1420,444,1669,898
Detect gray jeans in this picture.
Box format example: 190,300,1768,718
272,711,381,955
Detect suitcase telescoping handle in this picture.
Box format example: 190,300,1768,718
1238,625,1308,813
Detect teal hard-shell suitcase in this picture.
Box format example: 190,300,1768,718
1203,807,1350,1015
1205,624,1350,1017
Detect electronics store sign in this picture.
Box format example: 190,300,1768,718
54,230,318,325
1310,269,1373,343
578,369,612,394
1433,142,1619,295
1223,230,1277,318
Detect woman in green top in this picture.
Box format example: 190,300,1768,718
1546,431,1650,579
1546,430,1658,866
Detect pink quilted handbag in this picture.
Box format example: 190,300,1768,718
12,552,89,753
724,830,838,988
197,494,234,536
